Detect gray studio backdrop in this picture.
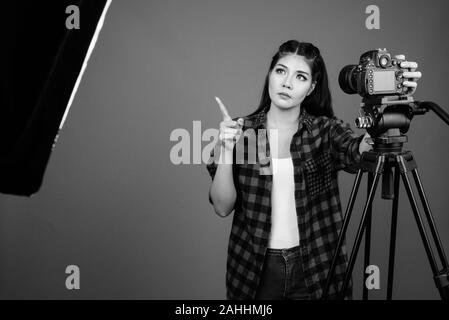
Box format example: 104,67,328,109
1,0,448,299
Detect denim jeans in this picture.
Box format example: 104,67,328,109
255,245,310,300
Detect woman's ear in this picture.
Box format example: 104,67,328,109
307,82,316,96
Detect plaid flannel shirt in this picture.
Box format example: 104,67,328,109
206,105,364,300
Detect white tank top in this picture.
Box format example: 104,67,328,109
268,157,300,249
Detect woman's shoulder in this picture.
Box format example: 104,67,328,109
312,114,347,128
308,114,355,138
310,114,333,129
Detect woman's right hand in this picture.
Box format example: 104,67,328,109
215,96,244,152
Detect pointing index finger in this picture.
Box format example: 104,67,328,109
215,96,232,121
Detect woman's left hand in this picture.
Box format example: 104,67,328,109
395,54,422,93
359,132,373,155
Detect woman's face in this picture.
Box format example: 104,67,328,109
268,54,316,110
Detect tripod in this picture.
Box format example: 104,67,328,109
322,133,449,300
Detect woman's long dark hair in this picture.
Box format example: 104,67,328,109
248,40,334,118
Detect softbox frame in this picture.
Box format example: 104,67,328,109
1,0,111,196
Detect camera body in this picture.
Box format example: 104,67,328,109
339,49,409,97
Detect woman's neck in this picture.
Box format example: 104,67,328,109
266,103,300,130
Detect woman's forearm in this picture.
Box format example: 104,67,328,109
209,149,237,217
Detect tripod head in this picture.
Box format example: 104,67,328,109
355,96,449,199
356,96,449,154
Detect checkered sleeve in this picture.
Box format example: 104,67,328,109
205,142,240,207
329,118,365,173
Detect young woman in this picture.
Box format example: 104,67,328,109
206,40,421,300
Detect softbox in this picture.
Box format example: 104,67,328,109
1,0,111,196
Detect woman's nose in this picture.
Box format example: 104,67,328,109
282,77,293,89
282,81,292,89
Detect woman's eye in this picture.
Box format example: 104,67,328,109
275,68,285,74
297,74,307,80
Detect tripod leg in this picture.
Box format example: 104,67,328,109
411,169,449,269
397,155,447,299
362,172,374,300
387,166,400,300
339,155,385,299
411,168,449,299
322,169,364,299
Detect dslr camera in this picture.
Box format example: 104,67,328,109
338,49,417,136
338,49,412,97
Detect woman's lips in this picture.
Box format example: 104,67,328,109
278,93,291,99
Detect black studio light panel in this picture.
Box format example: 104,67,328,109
2,0,112,196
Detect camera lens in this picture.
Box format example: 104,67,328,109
338,65,358,94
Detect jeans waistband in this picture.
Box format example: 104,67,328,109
266,245,300,256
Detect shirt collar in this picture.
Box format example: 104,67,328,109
249,105,314,133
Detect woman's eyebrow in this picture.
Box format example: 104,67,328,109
276,63,310,75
